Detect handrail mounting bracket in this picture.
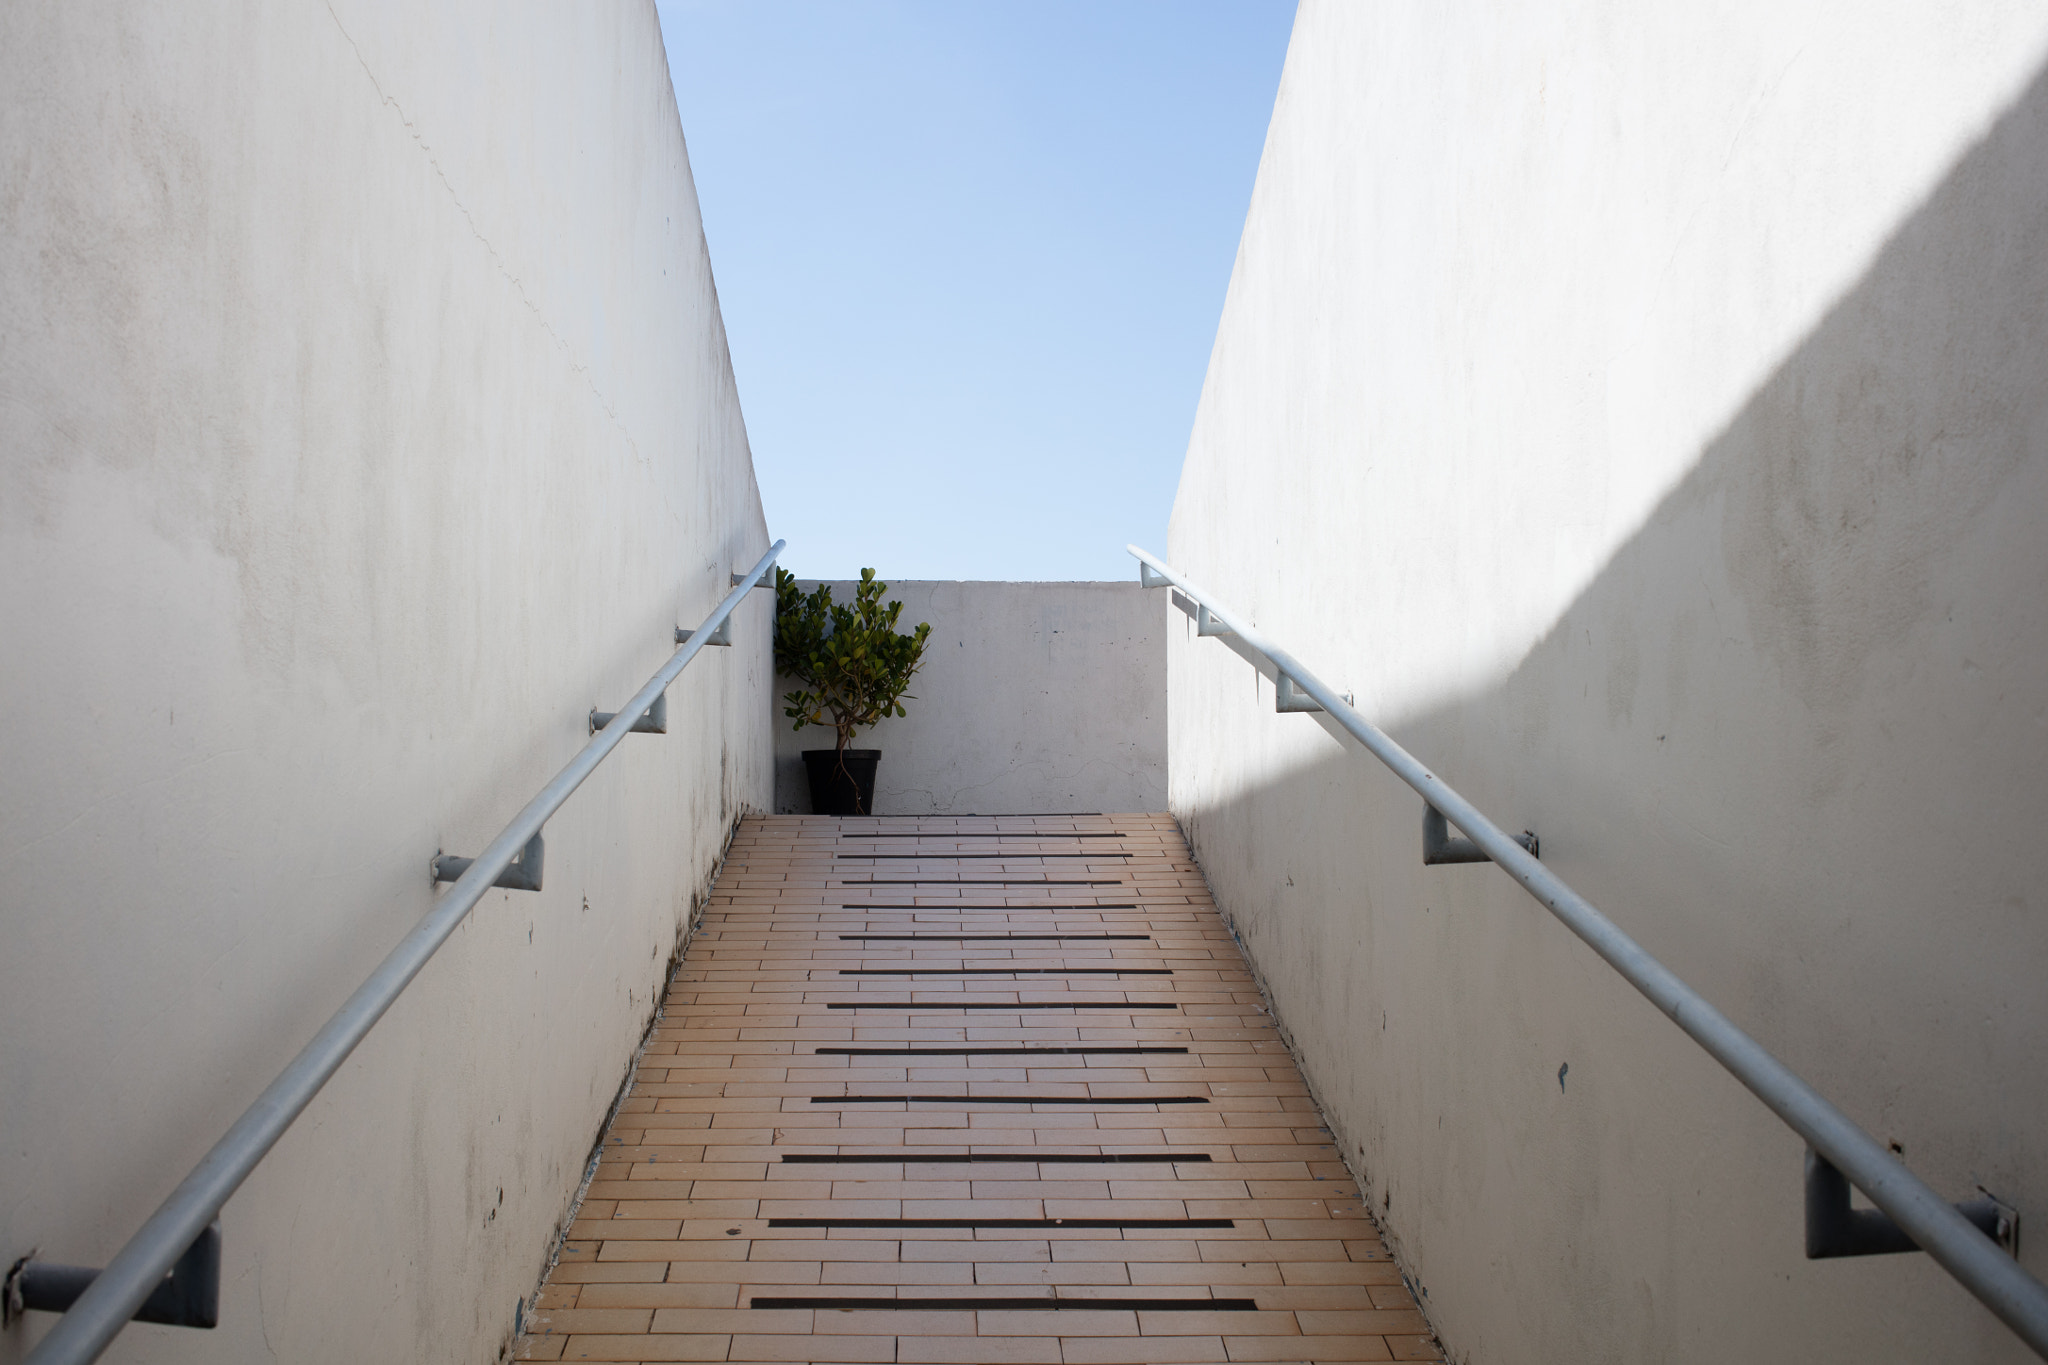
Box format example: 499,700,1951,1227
433,831,545,892
1806,1150,2017,1259
1422,802,1538,864
591,691,667,736
1276,674,1352,714
678,617,732,647
5,1222,220,1331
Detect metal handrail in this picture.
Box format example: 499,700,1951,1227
1129,543,2048,1360
22,540,785,1365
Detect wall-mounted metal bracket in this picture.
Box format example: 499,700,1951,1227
1197,605,1233,637
1275,674,1351,713
1423,802,1538,864
1805,1150,2018,1259
730,570,775,590
4,1221,220,1330
591,691,666,735
677,617,732,647
433,832,544,892
1139,563,1171,590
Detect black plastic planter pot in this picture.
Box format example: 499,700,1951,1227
803,749,881,816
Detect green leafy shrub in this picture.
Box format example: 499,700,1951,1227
775,568,932,758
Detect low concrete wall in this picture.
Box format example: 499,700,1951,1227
1168,4,2048,1363
773,580,1165,815
0,4,769,1362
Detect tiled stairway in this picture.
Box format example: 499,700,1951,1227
513,813,1438,1363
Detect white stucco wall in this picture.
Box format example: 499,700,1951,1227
0,5,769,1362
1168,3,2048,1362
773,581,1165,815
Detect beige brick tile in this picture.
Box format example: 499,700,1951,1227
751,1239,900,1262
649,1308,814,1333
611,1200,724,1219
811,1308,976,1335
1138,1310,1298,1336
727,1333,894,1362
973,1263,1132,1286
820,1262,975,1284
547,1262,669,1284
1254,1336,1404,1362
1126,1263,1279,1286
1293,1309,1428,1335
980,1308,1138,1336
1056,1239,1196,1263
1244,1180,1358,1200
664,1261,820,1284
527,1308,654,1335
1257,1218,1378,1240
556,1332,730,1360
589,1180,697,1200
897,1336,1064,1364
574,1283,739,1310
1199,1241,1346,1263
1060,1335,1227,1364
1252,1285,1378,1310
593,1238,733,1263
1276,1261,1401,1286
907,1239,1050,1263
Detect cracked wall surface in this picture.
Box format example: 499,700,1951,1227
773,581,1167,816
0,3,771,1361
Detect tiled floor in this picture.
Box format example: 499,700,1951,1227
514,813,1437,1364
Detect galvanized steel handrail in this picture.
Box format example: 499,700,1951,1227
1128,543,2048,1360
25,540,785,1365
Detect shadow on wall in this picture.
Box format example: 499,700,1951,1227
1178,57,2048,1365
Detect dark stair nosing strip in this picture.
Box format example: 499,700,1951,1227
840,832,1135,839
837,907,1142,913
836,968,1174,976
777,1152,1213,1164
839,932,1152,940
837,853,1134,860
811,1094,1211,1105
749,1296,1260,1311
766,1217,1236,1230
806,1055,1187,1064
825,1001,1180,1010
829,812,1107,819
840,879,1126,885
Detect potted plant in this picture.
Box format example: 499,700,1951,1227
775,567,932,815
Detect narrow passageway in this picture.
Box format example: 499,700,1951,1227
514,814,1436,1364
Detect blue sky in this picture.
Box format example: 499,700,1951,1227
654,1,1295,581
